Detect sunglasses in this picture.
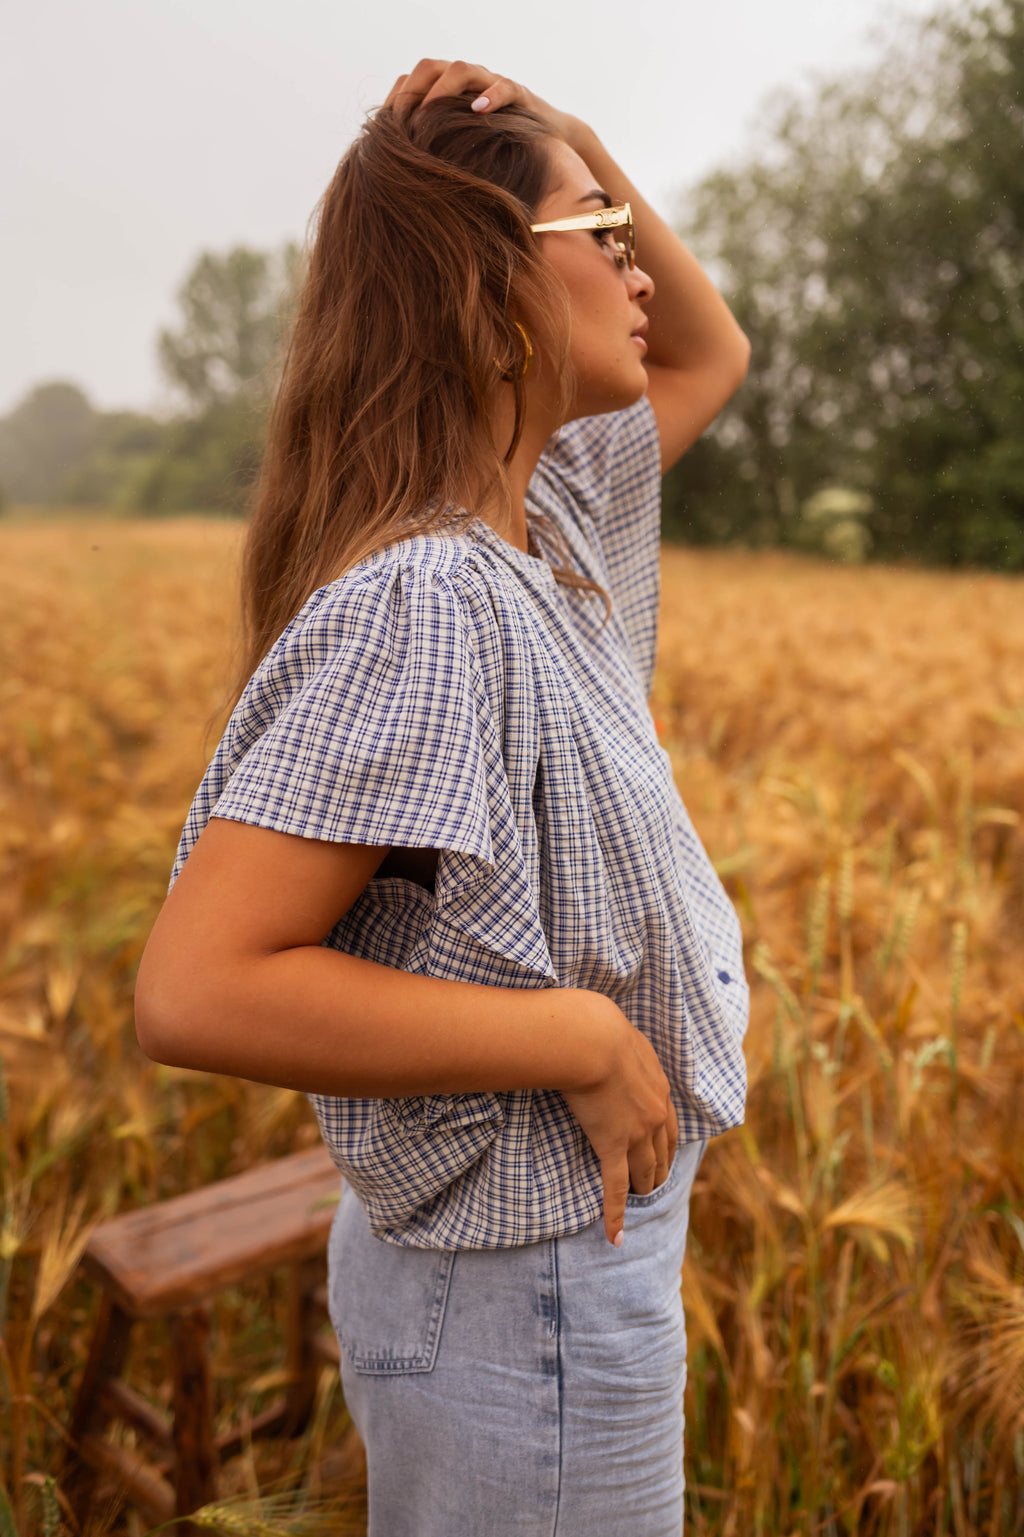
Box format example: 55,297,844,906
529,202,636,272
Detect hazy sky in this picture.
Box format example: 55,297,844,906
1,0,938,416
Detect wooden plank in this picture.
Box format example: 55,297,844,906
314,1331,341,1367
69,1295,133,1442
81,1147,342,1316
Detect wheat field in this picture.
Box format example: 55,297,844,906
1,518,1022,1536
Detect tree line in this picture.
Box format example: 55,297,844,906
2,0,1021,568
663,0,1023,568
0,246,298,517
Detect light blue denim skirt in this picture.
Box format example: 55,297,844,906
327,1139,704,1537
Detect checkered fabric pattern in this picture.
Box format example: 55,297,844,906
172,398,749,1249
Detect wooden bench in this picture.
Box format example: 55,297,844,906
64,1145,344,1531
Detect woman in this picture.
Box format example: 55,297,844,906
136,59,750,1535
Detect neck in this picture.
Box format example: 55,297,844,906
474,387,563,554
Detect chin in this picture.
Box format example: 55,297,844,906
576,373,648,419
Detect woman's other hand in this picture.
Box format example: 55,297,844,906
384,58,579,145
560,994,680,1248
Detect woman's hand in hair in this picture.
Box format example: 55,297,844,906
384,58,579,144
382,59,749,473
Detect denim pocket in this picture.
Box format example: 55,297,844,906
625,1146,683,1209
625,1139,707,1209
329,1190,455,1375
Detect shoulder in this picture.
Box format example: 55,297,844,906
293,532,473,631
261,533,496,675
526,398,664,695
234,531,526,745
200,531,520,862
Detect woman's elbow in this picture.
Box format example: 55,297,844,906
722,325,751,394
711,330,751,418
135,966,181,1066
134,945,208,1069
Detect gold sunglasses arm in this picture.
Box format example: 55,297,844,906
529,203,632,235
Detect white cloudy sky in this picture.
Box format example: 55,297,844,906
0,0,939,416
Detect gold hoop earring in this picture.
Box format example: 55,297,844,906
495,320,533,382
514,321,534,378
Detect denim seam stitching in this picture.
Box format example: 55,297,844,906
551,1235,564,1537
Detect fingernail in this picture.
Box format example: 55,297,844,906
612,1230,624,1248
471,95,490,112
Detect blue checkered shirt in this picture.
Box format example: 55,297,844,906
172,398,748,1248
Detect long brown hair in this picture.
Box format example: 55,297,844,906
236,96,573,692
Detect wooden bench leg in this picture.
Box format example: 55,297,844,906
283,1256,325,1435
171,1306,219,1519
64,1294,134,1521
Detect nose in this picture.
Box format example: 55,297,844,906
628,262,654,302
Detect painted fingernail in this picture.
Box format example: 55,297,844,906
612,1230,624,1248
471,95,490,112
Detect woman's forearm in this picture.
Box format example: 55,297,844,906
563,119,749,383
134,818,628,1099
135,818,677,1240
137,936,618,1099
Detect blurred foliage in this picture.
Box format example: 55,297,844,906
158,244,301,414
0,383,99,504
60,410,168,510
0,246,299,518
130,243,300,515
664,0,1024,569
133,395,270,517
2,1,1022,566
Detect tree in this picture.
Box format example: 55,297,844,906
133,397,266,516
61,410,170,509
157,244,301,414
134,242,301,513
0,246,301,514
0,382,98,504
665,0,1024,569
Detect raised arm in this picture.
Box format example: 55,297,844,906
390,59,751,471
549,121,750,471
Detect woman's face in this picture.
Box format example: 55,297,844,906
532,138,654,420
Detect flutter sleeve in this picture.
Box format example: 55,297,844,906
205,550,499,867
